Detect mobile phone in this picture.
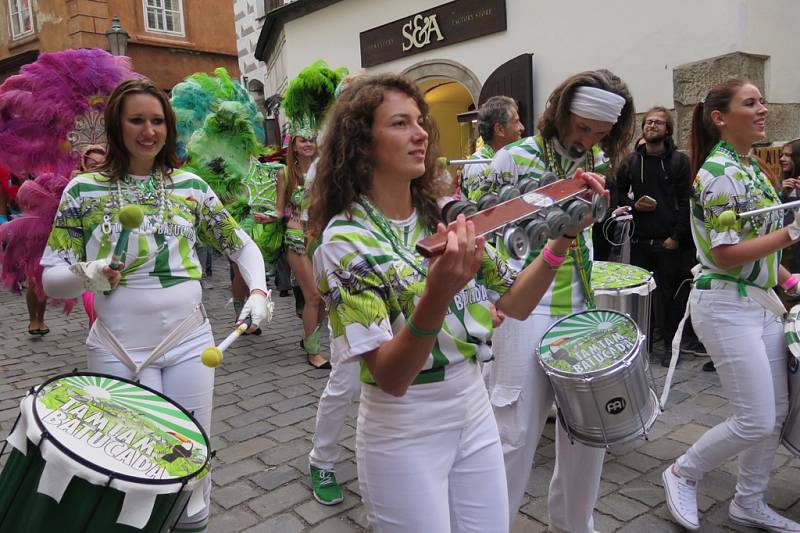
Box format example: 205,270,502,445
640,195,658,205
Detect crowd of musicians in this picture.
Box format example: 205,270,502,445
4,50,800,532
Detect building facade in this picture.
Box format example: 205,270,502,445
251,0,800,159
0,0,240,89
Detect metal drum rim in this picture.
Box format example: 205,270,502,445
30,371,211,486
536,309,645,379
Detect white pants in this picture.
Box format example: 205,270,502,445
357,405,508,533
88,322,215,531
675,287,789,508
309,346,361,471
484,312,604,533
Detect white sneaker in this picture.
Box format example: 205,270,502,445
662,465,700,530
729,500,800,532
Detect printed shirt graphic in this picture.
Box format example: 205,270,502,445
314,204,515,386
41,170,247,289
691,140,782,289
461,144,495,202
490,135,609,316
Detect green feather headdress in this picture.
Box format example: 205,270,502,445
281,60,348,139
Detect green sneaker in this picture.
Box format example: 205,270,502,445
310,465,343,505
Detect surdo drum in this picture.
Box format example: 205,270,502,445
591,261,656,354
0,373,209,532
537,310,660,447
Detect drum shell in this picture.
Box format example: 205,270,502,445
594,287,653,355
539,331,659,447
0,442,187,532
781,356,800,456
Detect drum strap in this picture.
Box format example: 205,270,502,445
91,305,208,376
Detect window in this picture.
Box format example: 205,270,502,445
8,0,34,39
143,0,184,36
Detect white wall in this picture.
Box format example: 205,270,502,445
279,0,798,120
234,0,269,93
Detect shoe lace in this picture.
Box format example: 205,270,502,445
317,469,337,488
675,474,697,507
752,502,790,525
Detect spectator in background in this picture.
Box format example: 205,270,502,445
780,139,800,274
616,106,705,363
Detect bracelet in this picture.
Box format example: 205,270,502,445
541,245,567,270
782,275,798,292
406,316,440,337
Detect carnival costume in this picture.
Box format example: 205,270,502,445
0,48,135,312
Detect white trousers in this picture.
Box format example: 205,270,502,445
308,346,362,471
87,323,215,531
675,287,789,508
357,405,508,533
484,312,604,533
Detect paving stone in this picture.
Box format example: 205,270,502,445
596,493,649,521
601,462,640,484
260,438,313,466
617,511,683,532
268,406,317,427
637,438,687,461
208,507,259,532
216,436,276,464
668,422,711,445
248,481,309,518
253,465,302,491
618,480,666,507
213,480,260,509
295,493,358,524
308,517,360,533
268,425,307,443
616,450,663,473
223,420,277,442
242,513,305,533
511,515,547,532
213,458,263,486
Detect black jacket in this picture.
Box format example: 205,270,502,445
616,138,691,244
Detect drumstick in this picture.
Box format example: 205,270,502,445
719,198,800,228
104,205,144,296
201,317,252,368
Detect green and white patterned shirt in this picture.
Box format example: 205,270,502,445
490,135,609,316
41,170,247,289
691,140,782,289
461,145,496,202
314,201,515,386
242,158,285,218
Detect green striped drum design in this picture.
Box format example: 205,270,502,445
539,310,639,374
786,305,800,359
592,261,652,291
35,374,208,482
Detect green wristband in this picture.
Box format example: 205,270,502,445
406,316,440,337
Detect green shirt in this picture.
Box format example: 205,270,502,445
490,135,609,316
314,201,516,385
41,170,247,289
461,144,496,202
691,140,782,289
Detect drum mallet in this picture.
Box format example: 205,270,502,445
718,198,800,228
201,317,252,368
104,205,144,295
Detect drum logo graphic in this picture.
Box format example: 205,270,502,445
540,311,637,374
521,191,555,209
35,376,207,481
605,397,626,414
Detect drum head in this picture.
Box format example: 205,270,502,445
32,373,209,485
592,261,653,291
538,310,640,375
786,305,800,359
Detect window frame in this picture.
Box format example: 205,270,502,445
142,0,185,37
8,0,34,40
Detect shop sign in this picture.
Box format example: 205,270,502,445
360,0,506,68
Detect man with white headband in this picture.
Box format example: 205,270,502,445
482,70,634,533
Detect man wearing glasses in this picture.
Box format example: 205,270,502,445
616,106,705,364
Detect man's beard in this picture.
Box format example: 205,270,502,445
644,131,666,144
567,145,586,158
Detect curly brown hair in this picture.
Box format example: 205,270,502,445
537,69,635,168
307,73,441,240
98,78,181,180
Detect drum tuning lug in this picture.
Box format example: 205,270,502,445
477,192,499,211
539,172,558,187
544,208,571,238
592,193,610,221
524,218,549,250
497,184,521,203
503,225,530,260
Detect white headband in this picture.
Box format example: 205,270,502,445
570,86,626,124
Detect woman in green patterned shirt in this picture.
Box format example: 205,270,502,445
307,73,607,533
662,79,800,532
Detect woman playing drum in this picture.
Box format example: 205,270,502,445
39,78,270,532
307,73,606,533
662,79,800,532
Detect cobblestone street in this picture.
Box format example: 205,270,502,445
2,260,800,532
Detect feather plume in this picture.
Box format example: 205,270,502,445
281,60,347,137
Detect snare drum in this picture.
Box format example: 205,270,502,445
591,261,656,352
0,373,209,532
537,309,660,447
782,306,800,456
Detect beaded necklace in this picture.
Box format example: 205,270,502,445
541,137,595,178
102,169,173,235
358,196,428,278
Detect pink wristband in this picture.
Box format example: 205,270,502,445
782,275,798,291
542,246,567,269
